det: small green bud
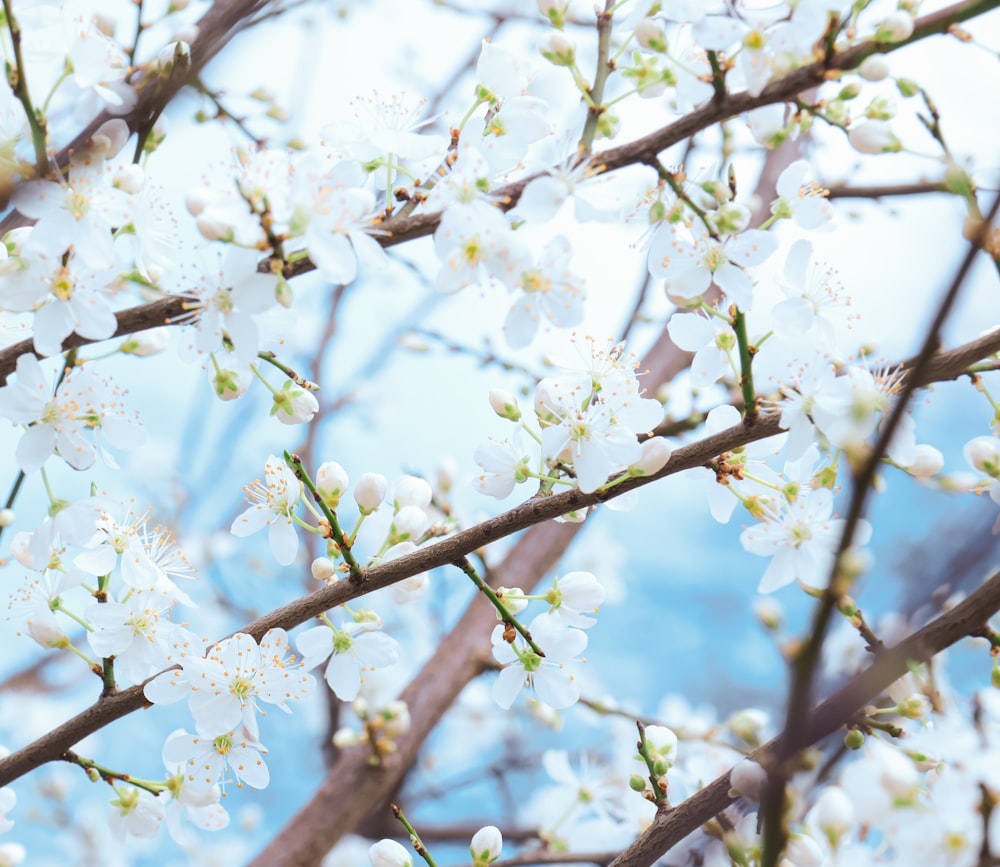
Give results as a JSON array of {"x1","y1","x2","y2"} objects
[
  {"x1": 275, "y1": 275, "x2": 293, "y2": 309},
  {"x1": 895, "y1": 77, "x2": 920, "y2": 97},
  {"x1": 844, "y1": 729, "x2": 865, "y2": 750},
  {"x1": 838, "y1": 82, "x2": 861, "y2": 100},
  {"x1": 629, "y1": 774, "x2": 647, "y2": 792}
]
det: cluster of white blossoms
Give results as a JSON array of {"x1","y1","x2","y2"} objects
[
  {"x1": 476, "y1": 337, "x2": 669, "y2": 499},
  {"x1": 0, "y1": 0, "x2": 998, "y2": 862}
]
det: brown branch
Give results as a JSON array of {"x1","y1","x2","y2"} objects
[
  {"x1": 610, "y1": 566, "x2": 1000, "y2": 867},
  {"x1": 826, "y1": 180, "x2": 950, "y2": 199}
]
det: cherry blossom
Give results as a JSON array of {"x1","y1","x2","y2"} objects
[
  {"x1": 499, "y1": 236, "x2": 586, "y2": 349},
  {"x1": 230, "y1": 454, "x2": 304, "y2": 566},
  {"x1": 647, "y1": 223, "x2": 778, "y2": 309},
  {"x1": 162, "y1": 726, "x2": 269, "y2": 791},
  {"x1": 0, "y1": 354, "x2": 143, "y2": 473},
  {"x1": 108, "y1": 788, "x2": 164, "y2": 841},
  {"x1": 85, "y1": 587, "x2": 186, "y2": 685},
  {"x1": 297, "y1": 615, "x2": 401, "y2": 701},
  {"x1": 491, "y1": 613, "x2": 588, "y2": 709},
  {"x1": 474, "y1": 434, "x2": 531, "y2": 499},
  {"x1": 740, "y1": 487, "x2": 872, "y2": 594},
  {"x1": 143, "y1": 629, "x2": 313, "y2": 738},
  {"x1": 544, "y1": 571, "x2": 606, "y2": 629}
]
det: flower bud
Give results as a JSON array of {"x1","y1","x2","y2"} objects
[
  {"x1": 0, "y1": 509, "x2": 14, "y2": 528},
  {"x1": 713, "y1": 203, "x2": 751, "y2": 234},
  {"x1": 196, "y1": 211, "x2": 235, "y2": 242},
  {"x1": 844, "y1": 729, "x2": 865, "y2": 750},
  {"x1": 596, "y1": 111, "x2": 621, "y2": 139},
  {"x1": 316, "y1": 461, "x2": 349, "y2": 509},
  {"x1": 489, "y1": 388, "x2": 521, "y2": 422},
  {"x1": 634, "y1": 18, "x2": 667, "y2": 53},
  {"x1": 271, "y1": 381, "x2": 320, "y2": 425},
  {"x1": 896, "y1": 693, "x2": 931, "y2": 718},
  {"x1": 157, "y1": 40, "x2": 192, "y2": 73},
  {"x1": 847, "y1": 120, "x2": 901, "y2": 154},
  {"x1": 838, "y1": 81, "x2": 861, "y2": 100},
  {"x1": 392, "y1": 571, "x2": 430, "y2": 604},
  {"x1": 389, "y1": 506, "x2": 429, "y2": 543},
  {"x1": 275, "y1": 275, "x2": 293, "y2": 309},
  {"x1": 354, "y1": 473, "x2": 388, "y2": 514},
  {"x1": 726, "y1": 709, "x2": 767, "y2": 746},
  {"x1": 906, "y1": 444, "x2": 943, "y2": 479},
  {"x1": 629, "y1": 773, "x2": 647, "y2": 792},
  {"x1": 212, "y1": 367, "x2": 250, "y2": 401},
  {"x1": 895, "y1": 76, "x2": 920, "y2": 97},
  {"x1": 26, "y1": 607, "x2": 66, "y2": 649},
  {"x1": 89, "y1": 119, "x2": 130, "y2": 158},
  {"x1": 470, "y1": 826, "x2": 503, "y2": 866},
  {"x1": 729, "y1": 759, "x2": 766, "y2": 801},
  {"x1": 965, "y1": 436, "x2": 1000, "y2": 475},
  {"x1": 537, "y1": 0, "x2": 568, "y2": 28},
  {"x1": 864, "y1": 96, "x2": 896, "y2": 120},
  {"x1": 875, "y1": 11, "x2": 914, "y2": 43},
  {"x1": 369, "y1": 839, "x2": 412, "y2": 867},
  {"x1": 394, "y1": 475, "x2": 432, "y2": 509},
  {"x1": 629, "y1": 438, "x2": 672, "y2": 477},
  {"x1": 643, "y1": 725, "x2": 678, "y2": 765},
  {"x1": 120, "y1": 327, "x2": 170, "y2": 356},
  {"x1": 436, "y1": 457, "x2": 457, "y2": 495},
  {"x1": 383, "y1": 700, "x2": 411, "y2": 739},
  {"x1": 753, "y1": 597, "x2": 782, "y2": 631},
  {"x1": 541, "y1": 32, "x2": 575, "y2": 66},
  {"x1": 311, "y1": 556, "x2": 337, "y2": 581},
  {"x1": 858, "y1": 53, "x2": 889, "y2": 81}
]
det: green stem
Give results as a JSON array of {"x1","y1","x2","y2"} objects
[
  {"x1": 453, "y1": 557, "x2": 546, "y2": 657},
  {"x1": 257, "y1": 351, "x2": 318, "y2": 390},
  {"x1": 61, "y1": 750, "x2": 164, "y2": 794},
  {"x1": 732, "y1": 309, "x2": 757, "y2": 419},
  {"x1": 706, "y1": 50, "x2": 726, "y2": 101},
  {"x1": 636, "y1": 721, "x2": 668, "y2": 807},
  {"x1": 391, "y1": 804, "x2": 439, "y2": 867},
  {"x1": 2, "y1": 0, "x2": 48, "y2": 175},
  {"x1": 283, "y1": 452, "x2": 363, "y2": 582}
]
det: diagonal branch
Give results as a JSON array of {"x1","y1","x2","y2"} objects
[{"x1": 610, "y1": 567, "x2": 1000, "y2": 867}]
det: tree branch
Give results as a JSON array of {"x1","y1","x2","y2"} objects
[{"x1": 610, "y1": 566, "x2": 1000, "y2": 867}]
